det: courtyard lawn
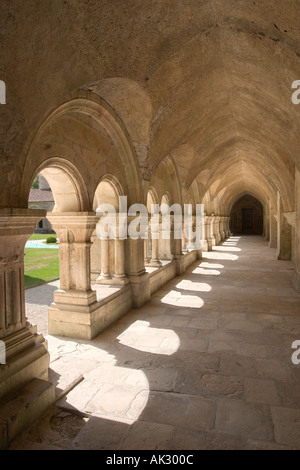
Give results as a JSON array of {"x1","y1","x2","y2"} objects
[
  {"x1": 29, "y1": 234, "x2": 57, "y2": 241},
  {"x1": 24, "y1": 247, "x2": 59, "y2": 288}
]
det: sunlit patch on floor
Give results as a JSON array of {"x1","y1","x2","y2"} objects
[
  {"x1": 193, "y1": 267, "x2": 221, "y2": 275},
  {"x1": 204, "y1": 252, "x2": 239, "y2": 261},
  {"x1": 160, "y1": 290, "x2": 204, "y2": 308},
  {"x1": 176, "y1": 279, "x2": 212, "y2": 292},
  {"x1": 117, "y1": 320, "x2": 180, "y2": 355}
]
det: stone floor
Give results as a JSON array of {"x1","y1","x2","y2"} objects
[{"x1": 9, "y1": 236, "x2": 300, "y2": 450}]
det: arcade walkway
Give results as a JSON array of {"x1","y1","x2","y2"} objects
[{"x1": 10, "y1": 236, "x2": 300, "y2": 450}]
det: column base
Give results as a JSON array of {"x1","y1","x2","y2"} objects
[
  {"x1": 96, "y1": 275, "x2": 129, "y2": 286},
  {"x1": 276, "y1": 249, "x2": 291, "y2": 261},
  {"x1": 91, "y1": 271, "x2": 101, "y2": 281},
  {"x1": 111, "y1": 276, "x2": 130, "y2": 286},
  {"x1": 48, "y1": 284, "x2": 133, "y2": 339},
  {"x1": 159, "y1": 254, "x2": 174, "y2": 261},
  {"x1": 96, "y1": 276, "x2": 112, "y2": 284},
  {"x1": 0, "y1": 378, "x2": 55, "y2": 450},
  {"x1": 207, "y1": 238, "x2": 215, "y2": 251},
  {"x1": 0, "y1": 330, "x2": 54, "y2": 449},
  {"x1": 145, "y1": 260, "x2": 162, "y2": 267},
  {"x1": 53, "y1": 288, "x2": 97, "y2": 306},
  {"x1": 0, "y1": 328, "x2": 50, "y2": 401}
]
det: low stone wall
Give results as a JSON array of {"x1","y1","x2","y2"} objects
[
  {"x1": 48, "y1": 285, "x2": 133, "y2": 340},
  {"x1": 183, "y1": 250, "x2": 197, "y2": 270},
  {"x1": 149, "y1": 261, "x2": 177, "y2": 296}
]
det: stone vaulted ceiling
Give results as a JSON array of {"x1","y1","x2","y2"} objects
[{"x1": 0, "y1": 0, "x2": 299, "y2": 210}]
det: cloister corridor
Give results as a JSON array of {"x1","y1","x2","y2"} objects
[{"x1": 9, "y1": 235, "x2": 300, "y2": 450}]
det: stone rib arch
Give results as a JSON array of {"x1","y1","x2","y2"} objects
[
  {"x1": 93, "y1": 174, "x2": 125, "y2": 212},
  {"x1": 147, "y1": 186, "x2": 159, "y2": 211},
  {"x1": 20, "y1": 97, "x2": 143, "y2": 210},
  {"x1": 149, "y1": 154, "x2": 183, "y2": 209},
  {"x1": 28, "y1": 157, "x2": 89, "y2": 213},
  {"x1": 77, "y1": 78, "x2": 153, "y2": 181}
]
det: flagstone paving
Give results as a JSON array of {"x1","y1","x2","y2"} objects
[{"x1": 10, "y1": 236, "x2": 300, "y2": 450}]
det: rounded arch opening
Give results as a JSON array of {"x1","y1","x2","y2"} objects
[
  {"x1": 230, "y1": 194, "x2": 264, "y2": 235},
  {"x1": 27, "y1": 158, "x2": 89, "y2": 213},
  {"x1": 93, "y1": 176, "x2": 123, "y2": 213}
]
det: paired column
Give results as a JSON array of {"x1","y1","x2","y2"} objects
[
  {"x1": 90, "y1": 214, "x2": 129, "y2": 285},
  {"x1": 276, "y1": 192, "x2": 292, "y2": 260},
  {"x1": 293, "y1": 167, "x2": 300, "y2": 291},
  {"x1": 214, "y1": 216, "x2": 221, "y2": 245},
  {"x1": 146, "y1": 214, "x2": 161, "y2": 267},
  {"x1": 90, "y1": 230, "x2": 101, "y2": 281},
  {"x1": 47, "y1": 212, "x2": 100, "y2": 337},
  {"x1": 159, "y1": 215, "x2": 174, "y2": 260},
  {"x1": 112, "y1": 227, "x2": 128, "y2": 284},
  {"x1": 269, "y1": 203, "x2": 277, "y2": 248},
  {"x1": 226, "y1": 217, "x2": 232, "y2": 237},
  {"x1": 202, "y1": 215, "x2": 209, "y2": 251},
  {"x1": 126, "y1": 215, "x2": 151, "y2": 307},
  {"x1": 144, "y1": 223, "x2": 150, "y2": 264},
  {"x1": 99, "y1": 237, "x2": 110, "y2": 280},
  {"x1": 207, "y1": 215, "x2": 216, "y2": 250},
  {"x1": 182, "y1": 224, "x2": 188, "y2": 253},
  {"x1": 47, "y1": 212, "x2": 99, "y2": 301},
  {"x1": 220, "y1": 217, "x2": 226, "y2": 240}
]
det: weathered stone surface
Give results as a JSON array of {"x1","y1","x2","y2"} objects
[
  {"x1": 10, "y1": 237, "x2": 300, "y2": 449},
  {"x1": 244, "y1": 378, "x2": 280, "y2": 405},
  {"x1": 174, "y1": 370, "x2": 244, "y2": 399},
  {"x1": 215, "y1": 398, "x2": 274, "y2": 441},
  {"x1": 140, "y1": 391, "x2": 215, "y2": 431},
  {"x1": 272, "y1": 407, "x2": 300, "y2": 447},
  {"x1": 219, "y1": 352, "x2": 258, "y2": 378}
]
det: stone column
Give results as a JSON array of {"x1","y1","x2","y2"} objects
[
  {"x1": 90, "y1": 229, "x2": 101, "y2": 281},
  {"x1": 263, "y1": 206, "x2": 270, "y2": 241},
  {"x1": 126, "y1": 215, "x2": 151, "y2": 307},
  {"x1": 222, "y1": 217, "x2": 227, "y2": 239},
  {"x1": 224, "y1": 217, "x2": 230, "y2": 238},
  {"x1": 293, "y1": 167, "x2": 300, "y2": 291},
  {"x1": 98, "y1": 238, "x2": 111, "y2": 281},
  {"x1": 219, "y1": 217, "x2": 224, "y2": 240},
  {"x1": 214, "y1": 216, "x2": 221, "y2": 244},
  {"x1": 186, "y1": 215, "x2": 196, "y2": 251},
  {"x1": 209, "y1": 215, "x2": 216, "y2": 248},
  {"x1": 276, "y1": 192, "x2": 292, "y2": 260},
  {"x1": 47, "y1": 212, "x2": 100, "y2": 337},
  {"x1": 144, "y1": 223, "x2": 150, "y2": 265},
  {"x1": 182, "y1": 224, "x2": 188, "y2": 253},
  {"x1": 111, "y1": 225, "x2": 129, "y2": 285},
  {"x1": 0, "y1": 209, "x2": 54, "y2": 440},
  {"x1": 224, "y1": 217, "x2": 229, "y2": 238},
  {"x1": 147, "y1": 214, "x2": 162, "y2": 267},
  {"x1": 159, "y1": 214, "x2": 174, "y2": 260},
  {"x1": 206, "y1": 216, "x2": 213, "y2": 251},
  {"x1": 173, "y1": 217, "x2": 185, "y2": 275},
  {"x1": 269, "y1": 203, "x2": 277, "y2": 248},
  {"x1": 194, "y1": 213, "x2": 204, "y2": 259},
  {"x1": 202, "y1": 215, "x2": 208, "y2": 251}
]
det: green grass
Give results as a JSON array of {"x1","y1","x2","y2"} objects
[
  {"x1": 29, "y1": 234, "x2": 56, "y2": 240},
  {"x1": 24, "y1": 248, "x2": 59, "y2": 288}
]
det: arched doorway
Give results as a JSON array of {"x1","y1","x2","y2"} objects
[{"x1": 230, "y1": 194, "x2": 263, "y2": 235}]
